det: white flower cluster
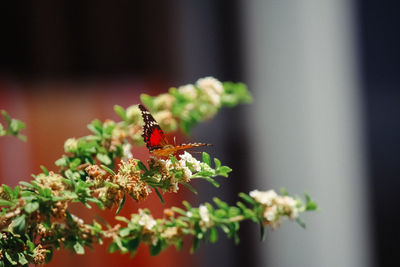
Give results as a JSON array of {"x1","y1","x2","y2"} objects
[
  {"x1": 196, "y1": 77, "x2": 224, "y2": 107},
  {"x1": 178, "y1": 76, "x2": 224, "y2": 108},
  {"x1": 249, "y1": 190, "x2": 300, "y2": 229},
  {"x1": 154, "y1": 152, "x2": 202, "y2": 193},
  {"x1": 198, "y1": 204, "x2": 213, "y2": 231},
  {"x1": 138, "y1": 209, "x2": 157, "y2": 230}
]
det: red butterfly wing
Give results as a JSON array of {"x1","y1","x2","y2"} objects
[{"x1": 139, "y1": 104, "x2": 169, "y2": 151}]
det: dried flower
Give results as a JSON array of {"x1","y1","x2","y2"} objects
[
  {"x1": 33, "y1": 244, "x2": 47, "y2": 265},
  {"x1": 36, "y1": 172, "x2": 66, "y2": 195}
]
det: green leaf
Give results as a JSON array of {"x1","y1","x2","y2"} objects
[
  {"x1": 140, "y1": 94, "x2": 153, "y2": 110},
  {"x1": 19, "y1": 181, "x2": 34, "y2": 189},
  {"x1": 137, "y1": 161, "x2": 148, "y2": 172},
  {"x1": 153, "y1": 187, "x2": 165, "y2": 204},
  {"x1": 27, "y1": 240, "x2": 35, "y2": 252},
  {"x1": 213, "y1": 197, "x2": 229, "y2": 210},
  {"x1": 12, "y1": 214, "x2": 26, "y2": 234},
  {"x1": 17, "y1": 134, "x2": 27, "y2": 142},
  {"x1": 149, "y1": 240, "x2": 162, "y2": 256},
  {"x1": 55, "y1": 157, "x2": 68, "y2": 167},
  {"x1": 4, "y1": 251, "x2": 17, "y2": 265},
  {"x1": 17, "y1": 253, "x2": 28, "y2": 265},
  {"x1": 87, "y1": 197, "x2": 105, "y2": 210},
  {"x1": 126, "y1": 238, "x2": 140, "y2": 257},
  {"x1": 296, "y1": 218, "x2": 306, "y2": 228},
  {"x1": 119, "y1": 227, "x2": 131, "y2": 237},
  {"x1": 13, "y1": 186, "x2": 20, "y2": 198},
  {"x1": 1, "y1": 110, "x2": 11, "y2": 125},
  {"x1": 73, "y1": 242, "x2": 85, "y2": 255},
  {"x1": 87, "y1": 120, "x2": 103, "y2": 136},
  {"x1": 238, "y1": 192, "x2": 255, "y2": 204},
  {"x1": 40, "y1": 165, "x2": 49, "y2": 176},
  {"x1": 181, "y1": 182, "x2": 198, "y2": 195},
  {"x1": 214, "y1": 158, "x2": 221, "y2": 169},
  {"x1": 97, "y1": 153, "x2": 112, "y2": 165},
  {"x1": 216, "y1": 166, "x2": 232, "y2": 177},
  {"x1": 198, "y1": 177, "x2": 220, "y2": 187},
  {"x1": 10, "y1": 119, "x2": 25, "y2": 133},
  {"x1": 0, "y1": 199, "x2": 14, "y2": 206},
  {"x1": 202, "y1": 152, "x2": 211, "y2": 166},
  {"x1": 209, "y1": 227, "x2": 218, "y2": 243},
  {"x1": 280, "y1": 187, "x2": 288, "y2": 196},
  {"x1": 101, "y1": 164, "x2": 116, "y2": 176},
  {"x1": 306, "y1": 201, "x2": 318, "y2": 211},
  {"x1": 0, "y1": 123, "x2": 4, "y2": 135},
  {"x1": 2, "y1": 184, "x2": 14, "y2": 198},
  {"x1": 116, "y1": 194, "x2": 126, "y2": 214},
  {"x1": 24, "y1": 202, "x2": 39, "y2": 213},
  {"x1": 42, "y1": 187, "x2": 52, "y2": 198},
  {"x1": 114, "y1": 105, "x2": 127, "y2": 121}
]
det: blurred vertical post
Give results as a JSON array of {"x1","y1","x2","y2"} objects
[{"x1": 243, "y1": 1, "x2": 373, "y2": 267}]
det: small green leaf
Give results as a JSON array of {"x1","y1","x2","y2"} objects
[
  {"x1": 55, "y1": 157, "x2": 68, "y2": 167},
  {"x1": 42, "y1": 187, "x2": 52, "y2": 198},
  {"x1": 0, "y1": 199, "x2": 13, "y2": 206},
  {"x1": 17, "y1": 253, "x2": 28, "y2": 265},
  {"x1": 116, "y1": 194, "x2": 126, "y2": 214},
  {"x1": 40, "y1": 165, "x2": 49, "y2": 176},
  {"x1": 114, "y1": 105, "x2": 127, "y2": 121},
  {"x1": 198, "y1": 177, "x2": 220, "y2": 187},
  {"x1": 126, "y1": 238, "x2": 140, "y2": 257},
  {"x1": 101, "y1": 164, "x2": 116, "y2": 176},
  {"x1": 87, "y1": 197, "x2": 105, "y2": 210},
  {"x1": 209, "y1": 227, "x2": 218, "y2": 243},
  {"x1": 149, "y1": 240, "x2": 162, "y2": 256},
  {"x1": 73, "y1": 242, "x2": 85, "y2": 255},
  {"x1": 238, "y1": 193, "x2": 255, "y2": 204},
  {"x1": 17, "y1": 134, "x2": 27, "y2": 142},
  {"x1": 202, "y1": 152, "x2": 211, "y2": 166},
  {"x1": 306, "y1": 201, "x2": 318, "y2": 211},
  {"x1": 97, "y1": 153, "x2": 112, "y2": 165},
  {"x1": 24, "y1": 202, "x2": 39, "y2": 213},
  {"x1": 153, "y1": 187, "x2": 165, "y2": 204},
  {"x1": 4, "y1": 251, "x2": 17, "y2": 265},
  {"x1": 137, "y1": 161, "x2": 148, "y2": 172},
  {"x1": 296, "y1": 218, "x2": 306, "y2": 228},
  {"x1": 216, "y1": 166, "x2": 232, "y2": 177},
  {"x1": 27, "y1": 240, "x2": 35, "y2": 252},
  {"x1": 1, "y1": 110, "x2": 11, "y2": 125},
  {"x1": 12, "y1": 214, "x2": 26, "y2": 234},
  {"x1": 181, "y1": 182, "x2": 198, "y2": 195},
  {"x1": 119, "y1": 227, "x2": 131, "y2": 237},
  {"x1": 214, "y1": 158, "x2": 221, "y2": 169},
  {"x1": 280, "y1": 187, "x2": 288, "y2": 196}
]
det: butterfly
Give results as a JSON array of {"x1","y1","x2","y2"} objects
[{"x1": 139, "y1": 104, "x2": 211, "y2": 157}]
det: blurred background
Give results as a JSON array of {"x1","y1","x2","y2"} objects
[{"x1": 0, "y1": 1, "x2": 398, "y2": 266}]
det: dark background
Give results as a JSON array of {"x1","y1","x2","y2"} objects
[{"x1": 0, "y1": 1, "x2": 399, "y2": 266}]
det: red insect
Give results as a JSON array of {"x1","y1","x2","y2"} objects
[{"x1": 139, "y1": 104, "x2": 211, "y2": 157}]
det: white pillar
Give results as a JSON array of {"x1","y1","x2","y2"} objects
[{"x1": 243, "y1": 1, "x2": 372, "y2": 266}]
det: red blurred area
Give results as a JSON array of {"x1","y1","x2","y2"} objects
[{"x1": 0, "y1": 79, "x2": 196, "y2": 267}]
